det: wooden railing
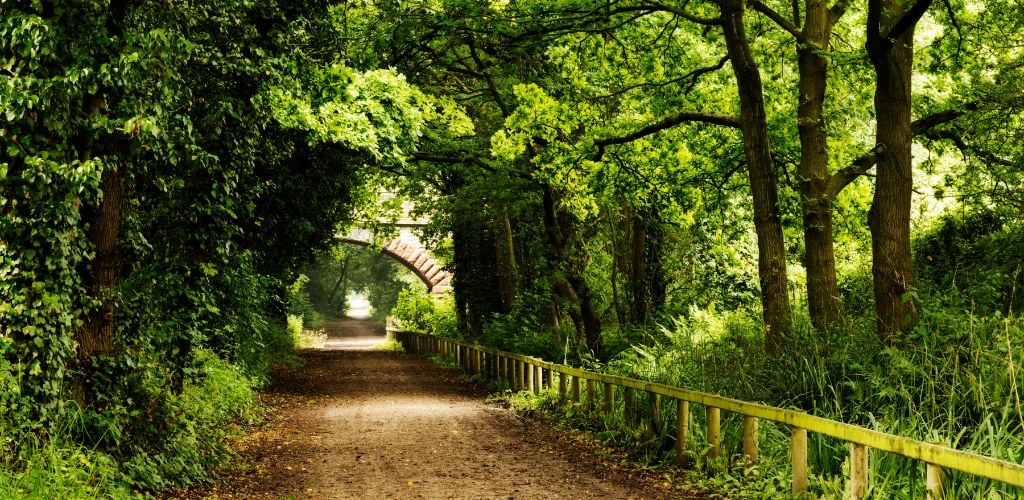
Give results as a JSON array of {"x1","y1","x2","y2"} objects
[{"x1": 390, "y1": 328, "x2": 1024, "y2": 498}]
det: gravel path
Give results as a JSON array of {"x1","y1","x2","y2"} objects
[{"x1": 174, "y1": 318, "x2": 699, "y2": 499}]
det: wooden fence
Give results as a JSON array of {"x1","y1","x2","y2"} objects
[{"x1": 391, "y1": 328, "x2": 1024, "y2": 499}]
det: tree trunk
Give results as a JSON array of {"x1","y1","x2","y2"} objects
[
  {"x1": 866, "y1": 0, "x2": 927, "y2": 338},
  {"x1": 628, "y1": 212, "x2": 666, "y2": 325},
  {"x1": 326, "y1": 255, "x2": 351, "y2": 314},
  {"x1": 720, "y1": 0, "x2": 793, "y2": 349},
  {"x1": 495, "y1": 205, "x2": 518, "y2": 313},
  {"x1": 75, "y1": 165, "x2": 125, "y2": 405},
  {"x1": 797, "y1": 0, "x2": 844, "y2": 332},
  {"x1": 542, "y1": 185, "x2": 603, "y2": 359}
]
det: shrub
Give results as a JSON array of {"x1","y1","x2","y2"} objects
[{"x1": 392, "y1": 288, "x2": 456, "y2": 335}]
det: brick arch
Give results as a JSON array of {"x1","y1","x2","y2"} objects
[{"x1": 338, "y1": 231, "x2": 452, "y2": 294}]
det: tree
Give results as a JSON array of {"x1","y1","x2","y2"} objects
[{"x1": 865, "y1": 0, "x2": 933, "y2": 337}]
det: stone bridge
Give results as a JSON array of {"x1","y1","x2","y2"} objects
[{"x1": 338, "y1": 225, "x2": 452, "y2": 294}]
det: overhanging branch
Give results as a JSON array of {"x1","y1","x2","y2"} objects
[{"x1": 593, "y1": 112, "x2": 741, "y2": 160}]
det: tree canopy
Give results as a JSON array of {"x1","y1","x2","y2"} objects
[{"x1": 2, "y1": 0, "x2": 1023, "y2": 496}]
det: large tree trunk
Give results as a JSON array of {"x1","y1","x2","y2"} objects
[
  {"x1": 628, "y1": 213, "x2": 666, "y2": 325},
  {"x1": 542, "y1": 185, "x2": 603, "y2": 359},
  {"x1": 495, "y1": 205, "x2": 518, "y2": 313},
  {"x1": 720, "y1": 0, "x2": 793, "y2": 349},
  {"x1": 866, "y1": 0, "x2": 928, "y2": 338},
  {"x1": 798, "y1": 0, "x2": 844, "y2": 332},
  {"x1": 75, "y1": 165, "x2": 125, "y2": 405}
]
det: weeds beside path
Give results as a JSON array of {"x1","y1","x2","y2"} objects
[{"x1": 170, "y1": 318, "x2": 695, "y2": 499}]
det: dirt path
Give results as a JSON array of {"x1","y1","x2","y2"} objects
[{"x1": 181, "y1": 318, "x2": 696, "y2": 499}]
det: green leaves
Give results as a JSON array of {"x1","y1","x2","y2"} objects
[{"x1": 264, "y1": 65, "x2": 470, "y2": 164}]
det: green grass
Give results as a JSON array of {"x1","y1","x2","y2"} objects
[{"x1": 375, "y1": 339, "x2": 405, "y2": 352}]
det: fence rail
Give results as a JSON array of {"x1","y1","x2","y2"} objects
[{"x1": 390, "y1": 328, "x2": 1024, "y2": 498}]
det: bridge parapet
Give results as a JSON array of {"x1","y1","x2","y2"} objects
[{"x1": 338, "y1": 226, "x2": 452, "y2": 293}]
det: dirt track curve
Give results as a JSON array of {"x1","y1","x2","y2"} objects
[{"x1": 176, "y1": 318, "x2": 699, "y2": 499}]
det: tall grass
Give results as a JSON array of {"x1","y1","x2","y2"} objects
[{"x1": 606, "y1": 302, "x2": 1024, "y2": 498}]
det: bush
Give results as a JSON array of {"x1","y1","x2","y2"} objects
[{"x1": 391, "y1": 288, "x2": 456, "y2": 335}]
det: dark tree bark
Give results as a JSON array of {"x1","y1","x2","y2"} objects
[
  {"x1": 719, "y1": 0, "x2": 793, "y2": 349},
  {"x1": 452, "y1": 220, "x2": 503, "y2": 339},
  {"x1": 75, "y1": 165, "x2": 125, "y2": 405},
  {"x1": 866, "y1": 0, "x2": 932, "y2": 338},
  {"x1": 796, "y1": 0, "x2": 845, "y2": 332},
  {"x1": 542, "y1": 185, "x2": 603, "y2": 359},
  {"x1": 628, "y1": 212, "x2": 666, "y2": 325},
  {"x1": 495, "y1": 205, "x2": 518, "y2": 314}
]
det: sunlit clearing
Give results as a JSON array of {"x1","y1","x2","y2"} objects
[{"x1": 346, "y1": 291, "x2": 372, "y2": 319}]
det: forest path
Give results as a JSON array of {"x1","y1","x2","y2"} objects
[{"x1": 176, "y1": 318, "x2": 696, "y2": 499}]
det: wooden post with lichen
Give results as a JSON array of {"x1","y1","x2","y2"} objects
[
  {"x1": 926, "y1": 463, "x2": 945, "y2": 499},
  {"x1": 526, "y1": 361, "x2": 535, "y2": 392},
  {"x1": 743, "y1": 416, "x2": 759, "y2": 465},
  {"x1": 792, "y1": 427, "x2": 808, "y2": 495},
  {"x1": 624, "y1": 387, "x2": 636, "y2": 424},
  {"x1": 850, "y1": 443, "x2": 868, "y2": 499},
  {"x1": 516, "y1": 360, "x2": 524, "y2": 391},
  {"x1": 603, "y1": 382, "x2": 614, "y2": 414},
  {"x1": 706, "y1": 406, "x2": 721, "y2": 461},
  {"x1": 585, "y1": 379, "x2": 595, "y2": 413},
  {"x1": 649, "y1": 393, "x2": 661, "y2": 429},
  {"x1": 676, "y1": 400, "x2": 689, "y2": 464}
]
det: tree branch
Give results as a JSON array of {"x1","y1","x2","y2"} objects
[
  {"x1": 911, "y1": 102, "x2": 978, "y2": 135},
  {"x1": 826, "y1": 144, "x2": 883, "y2": 198},
  {"x1": 828, "y1": 0, "x2": 852, "y2": 25},
  {"x1": 749, "y1": 0, "x2": 805, "y2": 42},
  {"x1": 591, "y1": 55, "x2": 729, "y2": 100},
  {"x1": 865, "y1": 0, "x2": 885, "y2": 55},
  {"x1": 884, "y1": 0, "x2": 934, "y2": 42},
  {"x1": 826, "y1": 102, "x2": 980, "y2": 198},
  {"x1": 593, "y1": 112, "x2": 741, "y2": 160},
  {"x1": 612, "y1": 2, "x2": 721, "y2": 26},
  {"x1": 921, "y1": 129, "x2": 1014, "y2": 167}
]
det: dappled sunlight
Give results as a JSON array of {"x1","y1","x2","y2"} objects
[
  {"x1": 322, "y1": 337, "x2": 383, "y2": 350},
  {"x1": 324, "y1": 396, "x2": 480, "y2": 419}
]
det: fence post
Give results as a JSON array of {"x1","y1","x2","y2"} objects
[
  {"x1": 526, "y1": 361, "x2": 535, "y2": 392},
  {"x1": 649, "y1": 393, "x2": 661, "y2": 429},
  {"x1": 676, "y1": 400, "x2": 689, "y2": 464},
  {"x1": 585, "y1": 379, "x2": 596, "y2": 413},
  {"x1": 624, "y1": 387, "x2": 636, "y2": 424},
  {"x1": 535, "y1": 365, "x2": 544, "y2": 394},
  {"x1": 850, "y1": 443, "x2": 868, "y2": 500},
  {"x1": 706, "y1": 406, "x2": 720, "y2": 461},
  {"x1": 743, "y1": 416, "x2": 759, "y2": 466},
  {"x1": 571, "y1": 375, "x2": 581, "y2": 404},
  {"x1": 603, "y1": 382, "x2": 614, "y2": 414},
  {"x1": 926, "y1": 463, "x2": 946, "y2": 500},
  {"x1": 516, "y1": 358, "x2": 524, "y2": 391},
  {"x1": 792, "y1": 427, "x2": 808, "y2": 495},
  {"x1": 558, "y1": 371, "x2": 567, "y2": 402}
]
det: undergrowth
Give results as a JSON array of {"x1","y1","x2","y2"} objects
[
  {"x1": 375, "y1": 339, "x2": 405, "y2": 352},
  {"x1": 603, "y1": 302, "x2": 1024, "y2": 498},
  {"x1": 0, "y1": 319, "x2": 301, "y2": 498},
  {"x1": 462, "y1": 300, "x2": 1024, "y2": 498}
]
